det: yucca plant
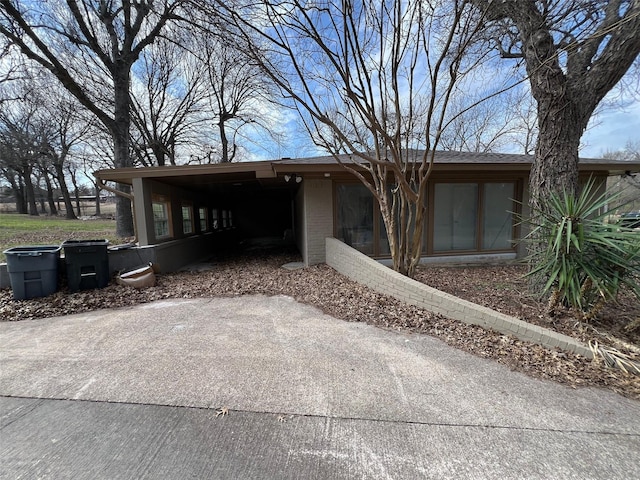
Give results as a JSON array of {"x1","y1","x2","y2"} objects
[{"x1": 523, "y1": 178, "x2": 640, "y2": 319}]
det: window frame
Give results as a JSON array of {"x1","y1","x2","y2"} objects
[
  {"x1": 198, "y1": 206, "x2": 209, "y2": 233},
  {"x1": 181, "y1": 202, "x2": 194, "y2": 235},
  {"x1": 334, "y1": 181, "x2": 429, "y2": 258},
  {"x1": 428, "y1": 179, "x2": 519, "y2": 255},
  {"x1": 152, "y1": 194, "x2": 172, "y2": 240},
  {"x1": 334, "y1": 176, "x2": 521, "y2": 258}
]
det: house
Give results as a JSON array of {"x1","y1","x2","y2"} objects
[{"x1": 94, "y1": 151, "x2": 639, "y2": 272}]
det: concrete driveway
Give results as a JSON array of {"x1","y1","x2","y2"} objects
[{"x1": 1, "y1": 295, "x2": 639, "y2": 479}]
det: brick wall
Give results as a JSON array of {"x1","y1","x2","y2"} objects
[
  {"x1": 302, "y1": 179, "x2": 333, "y2": 265},
  {"x1": 325, "y1": 237, "x2": 593, "y2": 358}
]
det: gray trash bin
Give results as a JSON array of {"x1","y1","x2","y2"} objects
[{"x1": 3, "y1": 246, "x2": 61, "y2": 300}]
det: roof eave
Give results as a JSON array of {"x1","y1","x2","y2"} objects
[{"x1": 94, "y1": 161, "x2": 276, "y2": 185}]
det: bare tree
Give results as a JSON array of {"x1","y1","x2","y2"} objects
[
  {"x1": 470, "y1": 0, "x2": 640, "y2": 212},
  {"x1": 197, "y1": 33, "x2": 278, "y2": 163},
  {"x1": 212, "y1": 0, "x2": 487, "y2": 277},
  {"x1": 0, "y1": 105, "x2": 41, "y2": 215},
  {"x1": 0, "y1": 35, "x2": 22, "y2": 92},
  {"x1": 74, "y1": 123, "x2": 119, "y2": 214},
  {"x1": 439, "y1": 88, "x2": 531, "y2": 153},
  {"x1": 130, "y1": 35, "x2": 209, "y2": 166},
  {"x1": 1, "y1": 69, "x2": 97, "y2": 218},
  {"x1": 510, "y1": 93, "x2": 538, "y2": 156},
  {"x1": 41, "y1": 96, "x2": 95, "y2": 219},
  {"x1": 0, "y1": 0, "x2": 187, "y2": 235}
]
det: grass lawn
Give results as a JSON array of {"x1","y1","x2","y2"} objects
[{"x1": 0, "y1": 213, "x2": 124, "y2": 262}]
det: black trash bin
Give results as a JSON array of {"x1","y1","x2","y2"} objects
[
  {"x1": 62, "y1": 240, "x2": 110, "y2": 292},
  {"x1": 3, "y1": 246, "x2": 61, "y2": 300}
]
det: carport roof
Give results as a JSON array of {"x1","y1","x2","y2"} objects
[{"x1": 94, "y1": 151, "x2": 639, "y2": 185}]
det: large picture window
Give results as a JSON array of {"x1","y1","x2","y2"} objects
[
  {"x1": 433, "y1": 181, "x2": 515, "y2": 253},
  {"x1": 336, "y1": 179, "x2": 516, "y2": 258},
  {"x1": 433, "y1": 183, "x2": 478, "y2": 251}
]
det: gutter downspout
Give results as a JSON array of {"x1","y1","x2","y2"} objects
[{"x1": 96, "y1": 177, "x2": 138, "y2": 243}]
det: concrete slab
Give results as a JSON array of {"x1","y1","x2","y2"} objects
[
  {"x1": 1, "y1": 296, "x2": 639, "y2": 479},
  {"x1": 1, "y1": 396, "x2": 638, "y2": 480}
]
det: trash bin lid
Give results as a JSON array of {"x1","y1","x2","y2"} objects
[
  {"x1": 62, "y1": 239, "x2": 109, "y2": 247},
  {"x1": 3, "y1": 245, "x2": 61, "y2": 256}
]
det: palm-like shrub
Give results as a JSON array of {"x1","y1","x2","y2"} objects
[{"x1": 524, "y1": 179, "x2": 640, "y2": 320}]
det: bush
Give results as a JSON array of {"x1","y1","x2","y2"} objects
[{"x1": 524, "y1": 179, "x2": 640, "y2": 319}]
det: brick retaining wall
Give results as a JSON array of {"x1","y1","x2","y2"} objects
[{"x1": 325, "y1": 237, "x2": 593, "y2": 358}]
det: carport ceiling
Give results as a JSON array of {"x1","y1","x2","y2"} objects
[{"x1": 152, "y1": 171, "x2": 290, "y2": 194}]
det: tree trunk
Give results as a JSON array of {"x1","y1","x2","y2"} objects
[
  {"x1": 94, "y1": 186, "x2": 101, "y2": 216},
  {"x1": 380, "y1": 179, "x2": 428, "y2": 279},
  {"x1": 529, "y1": 100, "x2": 584, "y2": 214},
  {"x1": 7, "y1": 176, "x2": 27, "y2": 214},
  {"x1": 113, "y1": 71, "x2": 134, "y2": 237},
  {"x1": 39, "y1": 198, "x2": 47, "y2": 215},
  {"x1": 43, "y1": 172, "x2": 58, "y2": 215},
  {"x1": 54, "y1": 163, "x2": 77, "y2": 219},
  {"x1": 152, "y1": 141, "x2": 166, "y2": 166},
  {"x1": 527, "y1": 92, "x2": 591, "y2": 292},
  {"x1": 219, "y1": 120, "x2": 230, "y2": 163},
  {"x1": 23, "y1": 166, "x2": 38, "y2": 216},
  {"x1": 74, "y1": 187, "x2": 81, "y2": 217},
  {"x1": 16, "y1": 187, "x2": 26, "y2": 214}
]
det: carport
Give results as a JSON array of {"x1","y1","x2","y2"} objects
[{"x1": 94, "y1": 161, "x2": 316, "y2": 272}]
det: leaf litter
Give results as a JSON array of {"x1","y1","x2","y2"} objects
[{"x1": 1, "y1": 250, "x2": 638, "y2": 399}]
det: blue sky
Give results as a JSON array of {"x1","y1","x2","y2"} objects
[
  {"x1": 581, "y1": 100, "x2": 640, "y2": 158},
  {"x1": 248, "y1": 98, "x2": 640, "y2": 162}
]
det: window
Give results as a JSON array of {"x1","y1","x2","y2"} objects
[
  {"x1": 222, "y1": 210, "x2": 228, "y2": 228},
  {"x1": 182, "y1": 204, "x2": 193, "y2": 234},
  {"x1": 433, "y1": 183, "x2": 478, "y2": 251},
  {"x1": 212, "y1": 209, "x2": 219, "y2": 229},
  {"x1": 152, "y1": 195, "x2": 171, "y2": 239},
  {"x1": 433, "y1": 182, "x2": 515, "y2": 252},
  {"x1": 336, "y1": 183, "x2": 374, "y2": 254},
  {"x1": 198, "y1": 207, "x2": 208, "y2": 232},
  {"x1": 482, "y1": 183, "x2": 514, "y2": 250},
  {"x1": 336, "y1": 180, "x2": 516, "y2": 258},
  {"x1": 336, "y1": 183, "x2": 427, "y2": 257}
]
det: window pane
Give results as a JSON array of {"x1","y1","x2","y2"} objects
[
  {"x1": 199, "y1": 207, "x2": 207, "y2": 231},
  {"x1": 153, "y1": 202, "x2": 169, "y2": 237},
  {"x1": 433, "y1": 183, "x2": 478, "y2": 251},
  {"x1": 483, "y1": 183, "x2": 514, "y2": 250},
  {"x1": 212, "y1": 209, "x2": 219, "y2": 229},
  {"x1": 182, "y1": 205, "x2": 193, "y2": 234},
  {"x1": 336, "y1": 184, "x2": 373, "y2": 254}
]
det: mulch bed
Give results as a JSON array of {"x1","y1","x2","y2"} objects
[{"x1": 414, "y1": 264, "x2": 640, "y2": 349}]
